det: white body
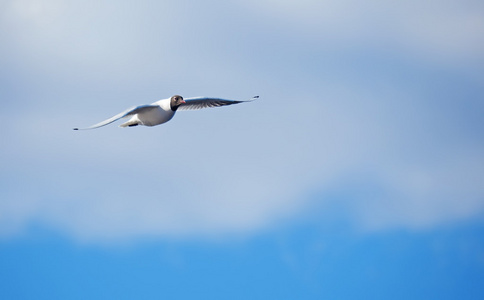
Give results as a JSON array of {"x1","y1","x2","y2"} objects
[{"x1": 122, "y1": 98, "x2": 175, "y2": 127}]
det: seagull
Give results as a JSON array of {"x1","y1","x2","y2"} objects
[{"x1": 73, "y1": 95, "x2": 258, "y2": 130}]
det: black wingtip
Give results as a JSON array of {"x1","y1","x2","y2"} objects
[{"x1": 73, "y1": 128, "x2": 79, "y2": 130}]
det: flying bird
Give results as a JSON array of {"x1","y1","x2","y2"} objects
[{"x1": 73, "y1": 95, "x2": 258, "y2": 130}]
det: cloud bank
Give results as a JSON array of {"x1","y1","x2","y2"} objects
[{"x1": 1, "y1": 0, "x2": 483, "y2": 242}]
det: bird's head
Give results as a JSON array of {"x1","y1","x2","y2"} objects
[{"x1": 170, "y1": 95, "x2": 185, "y2": 111}]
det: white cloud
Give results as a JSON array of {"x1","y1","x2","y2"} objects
[{"x1": 0, "y1": 0, "x2": 483, "y2": 243}]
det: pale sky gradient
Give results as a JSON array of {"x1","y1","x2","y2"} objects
[{"x1": 2, "y1": 0, "x2": 483, "y2": 242}]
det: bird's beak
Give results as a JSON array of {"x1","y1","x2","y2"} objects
[{"x1": 181, "y1": 99, "x2": 186, "y2": 104}]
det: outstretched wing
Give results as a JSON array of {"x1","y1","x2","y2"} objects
[
  {"x1": 73, "y1": 105, "x2": 158, "y2": 130},
  {"x1": 177, "y1": 95, "x2": 259, "y2": 111}
]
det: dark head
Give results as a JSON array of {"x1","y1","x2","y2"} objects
[{"x1": 170, "y1": 95, "x2": 185, "y2": 111}]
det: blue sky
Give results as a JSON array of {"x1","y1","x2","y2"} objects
[{"x1": 1, "y1": 0, "x2": 484, "y2": 299}]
